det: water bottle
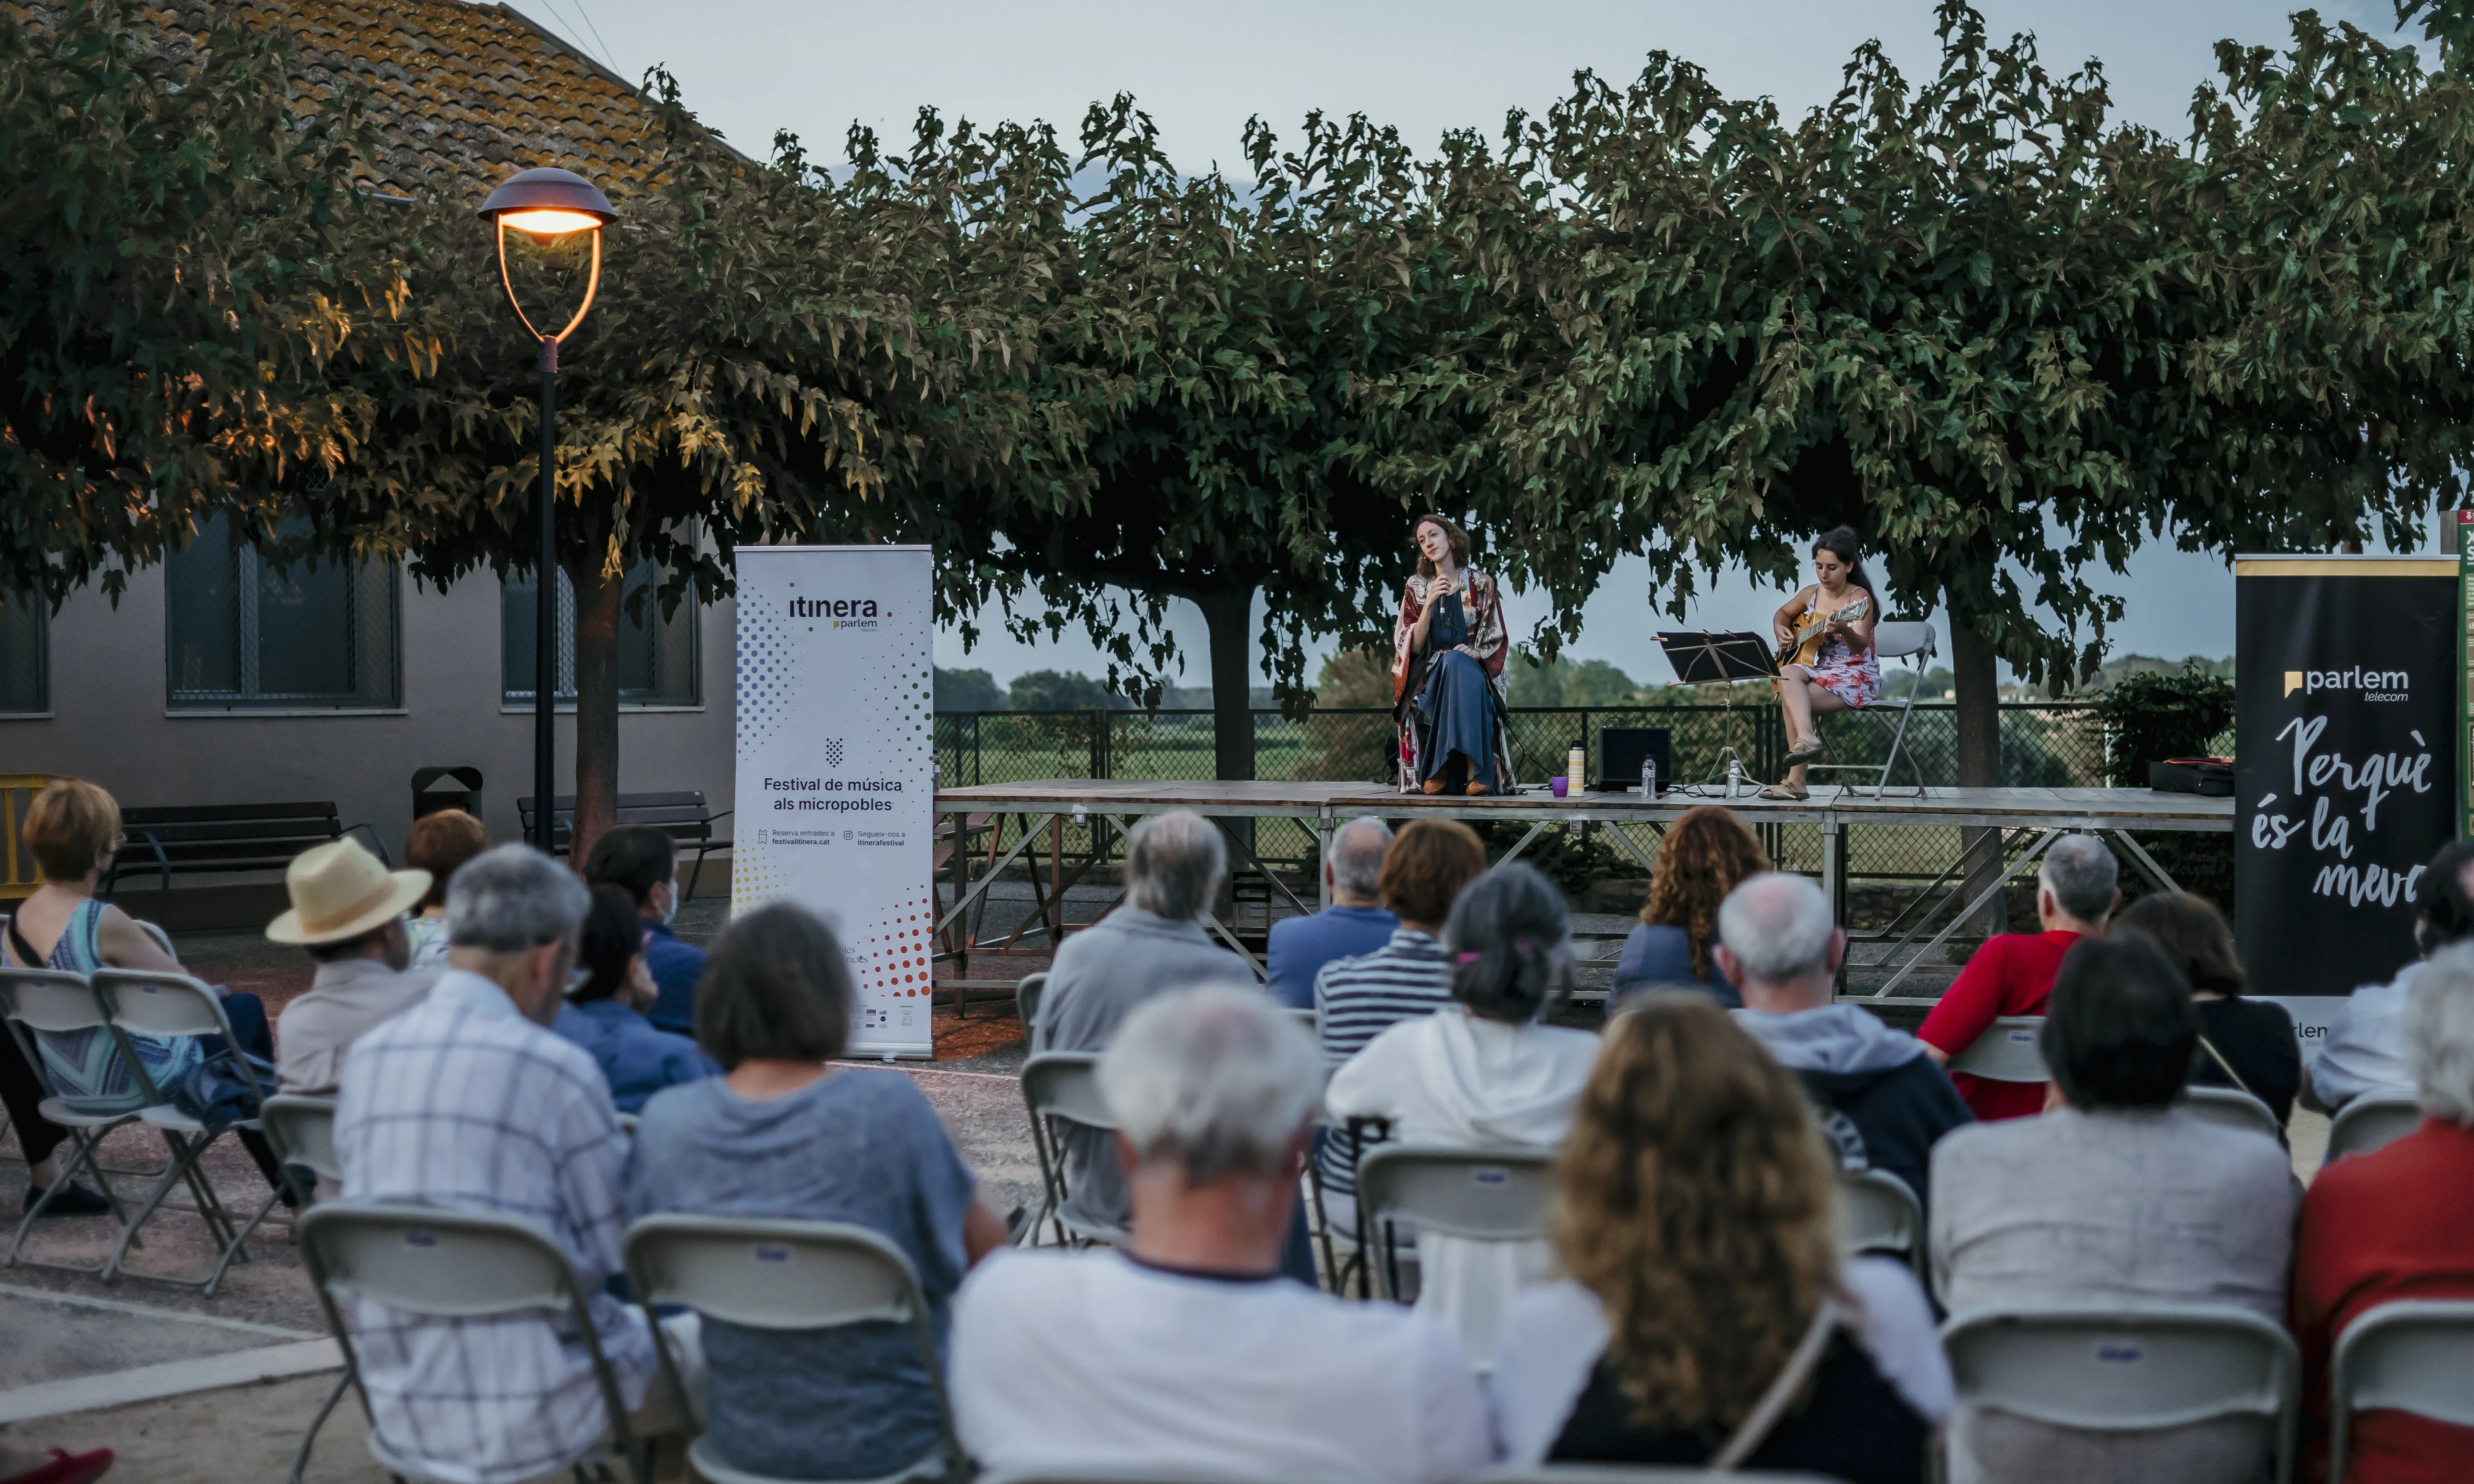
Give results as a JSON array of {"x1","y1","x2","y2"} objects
[
  {"x1": 1567, "y1": 744, "x2": 1585, "y2": 793},
  {"x1": 1641, "y1": 755, "x2": 1658, "y2": 800},
  {"x1": 1725, "y1": 756, "x2": 1743, "y2": 799}
]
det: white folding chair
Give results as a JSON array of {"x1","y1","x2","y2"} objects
[
  {"x1": 1019, "y1": 1052, "x2": 1126, "y2": 1246},
  {"x1": 1805, "y1": 620, "x2": 1936, "y2": 800},
  {"x1": 2328, "y1": 1299, "x2": 2474, "y2": 1480},
  {"x1": 296, "y1": 1202, "x2": 652, "y2": 1484},
  {"x1": 90, "y1": 967, "x2": 279, "y2": 1293},
  {"x1": 1941, "y1": 1303, "x2": 2299, "y2": 1484},
  {"x1": 1468, "y1": 1467, "x2": 1846, "y2": 1484},
  {"x1": 1946, "y1": 1016, "x2": 2048, "y2": 1083},
  {"x1": 2326, "y1": 1092, "x2": 2422, "y2": 1161},
  {"x1": 625, "y1": 1214, "x2": 958, "y2": 1484},
  {"x1": 260, "y1": 1096, "x2": 353, "y2": 1484},
  {"x1": 1836, "y1": 1168, "x2": 1925, "y2": 1278},
  {"x1": 1355, "y1": 1144, "x2": 1554, "y2": 1303},
  {"x1": 2180, "y1": 1086, "x2": 2285, "y2": 1143},
  {"x1": 1014, "y1": 972, "x2": 1048, "y2": 1035},
  {"x1": 0, "y1": 967, "x2": 142, "y2": 1275}
]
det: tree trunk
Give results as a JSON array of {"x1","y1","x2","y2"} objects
[
  {"x1": 569, "y1": 556, "x2": 625, "y2": 871},
  {"x1": 1196, "y1": 586, "x2": 1256, "y2": 782},
  {"x1": 1950, "y1": 589, "x2": 2007, "y2": 935}
]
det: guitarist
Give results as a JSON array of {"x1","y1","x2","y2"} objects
[{"x1": 1761, "y1": 526, "x2": 1880, "y2": 801}]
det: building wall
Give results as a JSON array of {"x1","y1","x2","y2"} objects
[{"x1": 3, "y1": 565, "x2": 737, "y2": 889}]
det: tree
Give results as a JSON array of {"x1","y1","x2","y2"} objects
[
  {"x1": 933, "y1": 666, "x2": 1005, "y2": 712},
  {"x1": 1006, "y1": 670, "x2": 1130, "y2": 711}
]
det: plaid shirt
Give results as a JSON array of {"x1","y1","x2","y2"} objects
[{"x1": 335, "y1": 969, "x2": 653, "y2": 1484}]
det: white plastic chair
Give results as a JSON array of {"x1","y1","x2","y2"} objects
[
  {"x1": 295, "y1": 1202, "x2": 651, "y2": 1484},
  {"x1": 1805, "y1": 620, "x2": 1936, "y2": 800},
  {"x1": 2327, "y1": 1092, "x2": 2422, "y2": 1161},
  {"x1": 1946, "y1": 1016, "x2": 2048, "y2": 1083},
  {"x1": 1836, "y1": 1168, "x2": 1925, "y2": 1277},
  {"x1": 259, "y1": 1096, "x2": 349, "y2": 1484},
  {"x1": 1019, "y1": 1052, "x2": 1126, "y2": 1246},
  {"x1": 0, "y1": 967, "x2": 141, "y2": 1274},
  {"x1": 1941, "y1": 1303, "x2": 2299, "y2": 1484},
  {"x1": 1469, "y1": 1467, "x2": 1846, "y2": 1484},
  {"x1": 2328, "y1": 1299, "x2": 2474, "y2": 1480},
  {"x1": 1354, "y1": 1144, "x2": 1554, "y2": 1303},
  {"x1": 624, "y1": 1214, "x2": 958, "y2": 1484},
  {"x1": 2180, "y1": 1086, "x2": 2285, "y2": 1142},
  {"x1": 91, "y1": 967, "x2": 280, "y2": 1293},
  {"x1": 1015, "y1": 972, "x2": 1048, "y2": 1034}
]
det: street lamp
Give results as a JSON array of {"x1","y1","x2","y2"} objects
[{"x1": 478, "y1": 166, "x2": 616, "y2": 853}]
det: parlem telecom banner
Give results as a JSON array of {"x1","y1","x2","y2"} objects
[
  {"x1": 2234, "y1": 555, "x2": 2457, "y2": 1046},
  {"x1": 733, "y1": 545, "x2": 936, "y2": 1059}
]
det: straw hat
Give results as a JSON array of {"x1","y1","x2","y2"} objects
[{"x1": 266, "y1": 839, "x2": 432, "y2": 947}]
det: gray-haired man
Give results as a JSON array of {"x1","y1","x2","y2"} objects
[
  {"x1": 335, "y1": 845, "x2": 701, "y2": 1483},
  {"x1": 1034, "y1": 811, "x2": 1254, "y2": 1235},
  {"x1": 1265, "y1": 817, "x2": 1399, "y2": 1010},
  {"x1": 953, "y1": 988, "x2": 1488, "y2": 1484}
]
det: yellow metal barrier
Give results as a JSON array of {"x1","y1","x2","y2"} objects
[{"x1": 0, "y1": 774, "x2": 68, "y2": 900}]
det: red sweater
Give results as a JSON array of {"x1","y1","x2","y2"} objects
[
  {"x1": 1917, "y1": 930, "x2": 2079, "y2": 1121},
  {"x1": 2293, "y1": 1118, "x2": 2474, "y2": 1484}
]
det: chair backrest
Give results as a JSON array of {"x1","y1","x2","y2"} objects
[
  {"x1": 1356, "y1": 1144, "x2": 1555, "y2": 1242},
  {"x1": 2327, "y1": 1092, "x2": 2423, "y2": 1161},
  {"x1": 1021, "y1": 1052, "x2": 1113, "y2": 1131},
  {"x1": 2180, "y1": 1086, "x2": 2285, "y2": 1142},
  {"x1": 2329, "y1": 1299, "x2": 2474, "y2": 1476},
  {"x1": 1947, "y1": 1016, "x2": 2048, "y2": 1083},
  {"x1": 1836, "y1": 1168, "x2": 1923, "y2": 1268},
  {"x1": 1873, "y1": 620, "x2": 1937, "y2": 662},
  {"x1": 91, "y1": 968, "x2": 230, "y2": 1040},
  {"x1": 1464, "y1": 1468, "x2": 1846, "y2": 1484},
  {"x1": 134, "y1": 919, "x2": 175, "y2": 958},
  {"x1": 297, "y1": 1203, "x2": 586, "y2": 1320},
  {"x1": 261, "y1": 1096, "x2": 341, "y2": 1182},
  {"x1": 1942, "y1": 1303, "x2": 2298, "y2": 1476},
  {"x1": 1016, "y1": 972, "x2": 1048, "y2": 1033},
  {"x1": 625, "y1": 1215, "x2": 927, "y2": 1331},
  {"x1": 0, "y1": 966, "x2": 106, "y2": 1035}
]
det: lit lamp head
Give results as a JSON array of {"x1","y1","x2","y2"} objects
[{"x1": 479, "y1": 167, "x2": 616, "y2": 355}]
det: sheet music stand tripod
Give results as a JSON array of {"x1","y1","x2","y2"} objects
[{"x1": 1656, "y1": 632, "x2": 1777, "y2": 790}]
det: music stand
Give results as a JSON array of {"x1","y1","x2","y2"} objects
[{"x1": 1657, "y1": 631, "x2": 1776, "y2": 685}]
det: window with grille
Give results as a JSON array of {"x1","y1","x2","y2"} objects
[
  {"x1": 165, "y1": 514, "x2": 401, "y2": 710},
  {"x1": 0, "y1": 589, "x2": 48, "y2": 715},
  {"x1": 501, "y1": 562, "x2": 700, "y2": 708}
]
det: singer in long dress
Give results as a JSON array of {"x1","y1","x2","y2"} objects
[{"x1": 1393, "y1": 515, "x2": 1512, "y2": 795}]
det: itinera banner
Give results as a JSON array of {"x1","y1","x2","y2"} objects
[
  {"x1": 2235, "y1": 556, "x2": 2457, "y2": 1047},
  {"x1": 733, "y1": 545, "x2": 936, "y2": 1059}
]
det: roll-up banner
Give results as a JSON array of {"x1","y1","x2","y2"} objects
[
  {"x1": 2235, "y1": 555, "x2": 2457, "y2": 1050},
  {"x1": 733, "y1": 545, "x2": 936, "y2": 1060}
]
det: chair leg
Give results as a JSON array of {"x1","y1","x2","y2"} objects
[{"x1": 286, "y1": 1370, "x2": 353, "y2": 1484}]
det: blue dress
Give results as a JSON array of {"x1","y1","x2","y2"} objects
[{"x1": 1415, "y1": 593, "x2": 1501, "y2": 791}]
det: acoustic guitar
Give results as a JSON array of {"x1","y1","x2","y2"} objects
[{"x1": 1774, "y1": 594, "x2": 1871, "y2": 672}]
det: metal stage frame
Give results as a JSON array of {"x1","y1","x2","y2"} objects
[{"x1": 932, "y1": 781, "x2": 2232, "y2": 998}]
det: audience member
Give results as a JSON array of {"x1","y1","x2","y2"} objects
[
  {"x1": 1265, "y1": 818, "x2": 1398, "y2": 1010},
  {"x1": 2304, "y1": 838, "x2": 2474, "y2": 1114},
  {"x1": 1034, "y1": 811, "x2": 1253, "y2": 1236},
  {"x1": 270, "y1": 838, "x2": 436, "y2": 1098},
  {"x1": 1493, "y1": 992, "x2": 1949, "y2": 1481},
  {"x1": 1931, "y1": 935, "x2": 2295, "y2": 1484},
  {"x1": 2113, "y1": 891, "x2": 2299, "y2": 1124},
  {"x1": 1718, "y1": 872, "x2": 1970, "y2": 1222},
  {"x1": 2293, "y1": 940, "x2": 2474, "y2": 1484},
  {"x1": 0, "y1": 780, "x2": 280, "y2": 1215},
  {"x1": 1327, "y1": 864, "x2": 1596, "y2": 1360},
  {"x1": 334, "y1": 845, "x2": 700, "y2": 1483},
  {"x1": 1612, "y1": 805, "x2": 1769, "y2": 1005},
  {"x1": 630, "y1": 902, "x2": 1006, "y2": 1481},
  {"x1": 583, "y1": 824, "x2": 704, "y2": 1034},
  {"x1": 1918, "y1": 833, "x2": 2120, "y2": 1120},
  {"x1": 401, "y1": 808, "x2": 488, "y2": 969},
  {"x1": 951, "y1": 988, "x2": 1491, "y2": 1484},
  {"x1": 553, "y1": 885, "x2": 715, "y2": 1114},
  {"x1": 1314, "y1": 819, "x2": 1489, "y2": 1222}
]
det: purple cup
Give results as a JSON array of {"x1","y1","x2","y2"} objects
[{"x1": 1550, "y1": 776, "x2": 1568, "y2": 797}]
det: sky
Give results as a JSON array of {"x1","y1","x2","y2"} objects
[{"x1": 520, "y1": 0, "x2": 2424, "y2": 691}]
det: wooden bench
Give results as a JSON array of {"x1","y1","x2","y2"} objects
[
  {"x1": 105, "y1": 801, "x2": 389, "y2": 922},
  {"x1": 517, "y1": 792, "x2": 733, "y2": 896}
]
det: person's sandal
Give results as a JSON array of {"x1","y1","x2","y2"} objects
[
  {"x1": 1784, "y1": 733, "x2": 1826, "y2": 762},
  {"x1": 1421, "y1": 777, "x2": 1446, "y2": 795},
  {"x1": 1758, "y1": 783, "x2": 1809, "y2": 801},
  {"x1": 1464, "y1": 782, "x2": 1491, "y2": 796}
]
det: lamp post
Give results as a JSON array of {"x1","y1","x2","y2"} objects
[{"x1": 477, "y1": 167, "x2": 616, "y2": 854}]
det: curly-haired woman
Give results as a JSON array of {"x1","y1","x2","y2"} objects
[
  {"x1": 1491, "y1": 992, "x2": 1950, "y2": 1481},
  {"x1": 1610, "y1": 806, "x2": 1769, "y2": 1007}
]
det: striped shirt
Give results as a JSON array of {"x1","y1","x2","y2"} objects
[
  {"x1": 1314, "y1": 928, "x2": 1452, "y2": 1196},
  {"x1": 335, "y1": 969, "x2": 654, "y2": 1484}
]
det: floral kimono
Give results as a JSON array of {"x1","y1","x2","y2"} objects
[{"x1": 1391, "y1": 569, "x2": 1513, "y2": 791}]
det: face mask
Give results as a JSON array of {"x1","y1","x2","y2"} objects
[{"x1": 660, "y1": 875, "x2": 680, "y2": 926}]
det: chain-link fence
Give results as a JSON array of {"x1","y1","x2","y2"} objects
[{"x1": 936, "y1": 701, "x2": 2109, "y2": 897}]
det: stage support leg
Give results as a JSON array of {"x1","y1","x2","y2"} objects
[
  {"x1": 1315, "y1": 806, "x2": 1335, "y2": 910},
  {"x1": 1876, "y1": 828, "x2": 2062, "y2": 996},
  {"x1": 932, "y1": 812, "x2": 1056, "y2": 942},
  {"x1": 2109, "y1": 829, "x2": 2185, "y2": 895},
  {"x1": 1821, "y1": 821, "x2": 1848, "y2": 992}
]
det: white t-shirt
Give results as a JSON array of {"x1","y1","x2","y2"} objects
[
  {"x1": 2309, "y1": 963, "x2": 2415, "y2": 1108},
  {"x1": 949, "y1": 1248, "x2": 1494, "y2": 1484},
  {"x1": 1488, "y1": 1258, "x2": 1953, "y2": 1466}
]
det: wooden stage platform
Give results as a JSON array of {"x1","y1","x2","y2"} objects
[{"x1": 932, "y1": 782, "x2": 2231, "y2": 996}]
